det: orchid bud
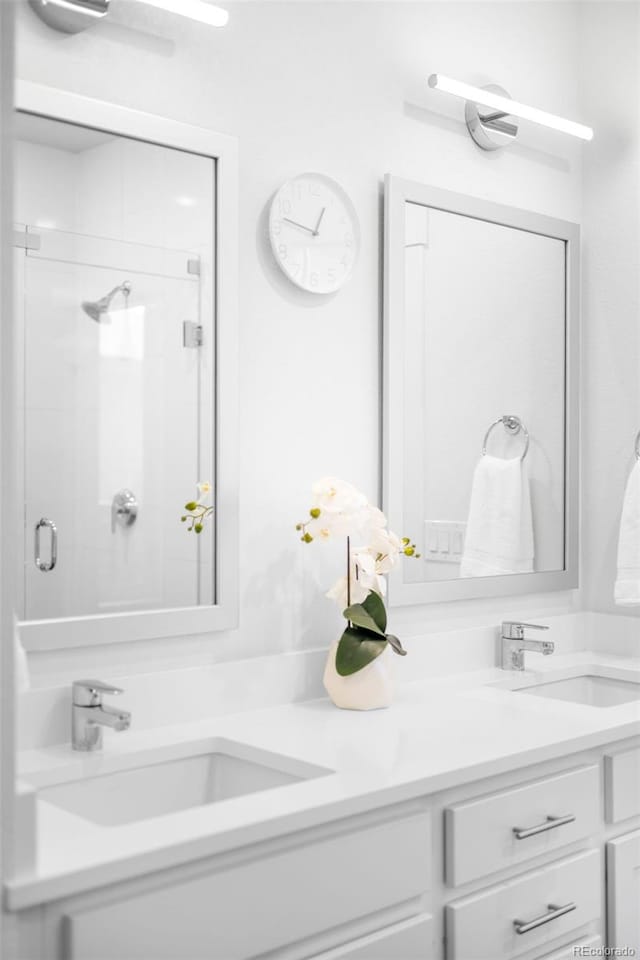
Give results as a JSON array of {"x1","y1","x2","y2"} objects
[{"x1": 309, "y1": 508, "x2": 321, "y2": 519}]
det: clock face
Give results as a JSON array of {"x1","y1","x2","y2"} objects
[{"x1": 268, "y1": 173, "x2": 360, "y2": 294}]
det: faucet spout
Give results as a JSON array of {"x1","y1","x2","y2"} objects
[{"x1": 91, "y1": 704, "x2": 131, "y2": 732}]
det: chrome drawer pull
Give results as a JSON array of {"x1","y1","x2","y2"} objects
[
  {"x1": 514, "y1": 901, "x2": 576, "y2": 935},
  {"x1": 34, "y1": 518, "x2": 57, "y2": 572},
  {"x1": 513, "y1": 813, "x2": 576, "y2": 840}
]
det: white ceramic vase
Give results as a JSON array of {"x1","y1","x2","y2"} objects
[{"x1": 323, "y1": 639, "x2": 396, "y2": 710}]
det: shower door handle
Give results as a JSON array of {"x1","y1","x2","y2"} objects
[{"x1": 34, "y1": 518, "x2": 57, "y2": 572}]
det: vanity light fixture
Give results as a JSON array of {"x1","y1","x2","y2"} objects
[
  {"x1": 428, "y1": 74, "x2": 593, "y2": 151},
  {"x1": 28, "y1": 0, "x2": 228, "y2": 33},
  {"x1": 132, "y1": 0, "x2": 229, "y2": 27}
]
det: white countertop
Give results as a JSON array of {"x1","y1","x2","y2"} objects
[{"x1": 8, "y1": 652, "x2": 640, "y2": 911}]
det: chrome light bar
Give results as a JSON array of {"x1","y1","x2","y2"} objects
[{"x1": 428, "y1": 74, "x2": 593, "y2": 150}]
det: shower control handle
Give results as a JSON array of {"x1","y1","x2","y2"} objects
[
  {"x1": 34, "y1": 518, "x2": 57, "y2": 572},
  {"x1": 111, "y1": 490, "x2": 138, "y2": 533}
]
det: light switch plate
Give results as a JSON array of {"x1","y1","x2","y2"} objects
[{"x1": 424, "y1": 520, "x2": 467, "y2": 564}]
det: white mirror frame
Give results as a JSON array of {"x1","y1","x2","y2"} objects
[
  {"x1": 15, "y1": 82, "x2": 239, "y2": 651},
  {"x1": 383, "y1": 175, "x2": 580, "y2": 605}
]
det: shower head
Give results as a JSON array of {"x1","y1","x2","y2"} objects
[{"x1": 82, "y1": 281, "x2": 132, "y2": 322}]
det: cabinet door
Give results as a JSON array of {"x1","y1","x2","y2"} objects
[
  {"x1": 64, "y1": 811, "x2": 431, "y2": 960},
  {"x1": 607, "y1": 829, "x2": 640, "y2": 952}
]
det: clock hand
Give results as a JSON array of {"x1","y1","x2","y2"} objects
[
  {"x1": 282, "y1": 217, "x2": 316, "y2": 235},
  {"x1": 312, "y1": 207, "x2": 326, "y2": 236}
]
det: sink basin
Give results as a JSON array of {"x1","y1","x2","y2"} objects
[
  {"x1": 515, "y1": 674, "x2": 640, "y2": 708},
  {"x1": 39, "y1": 738, "x2": 330, "y2": 826}
]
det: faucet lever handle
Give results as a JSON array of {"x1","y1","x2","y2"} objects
[
  {"x1": 72, "y1": 679, "x2": 124, "y2": 707},
  {"x1": 501, "y1": 621, "x2": 550, "y2": 640}
]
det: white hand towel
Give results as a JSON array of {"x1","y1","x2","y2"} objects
[
  {"x1": 615, "y1": 460, "x2": 640, "y2": 606},
  {"x1": 460, "y1": 455, "x2": 534, "y2": 577}
]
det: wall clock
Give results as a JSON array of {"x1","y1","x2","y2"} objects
[{"x1": 268, "y1": 172, "x2": 360, "y2": 294}]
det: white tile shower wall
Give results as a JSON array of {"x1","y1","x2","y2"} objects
[
  {"x1": 580, "y1": 3, "x2": 640, "y2": 619},
  {"x1": 15, "y1": 1, "x2": 590, "y2": 680}
]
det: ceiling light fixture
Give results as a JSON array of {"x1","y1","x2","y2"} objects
[{"x1": 428, "y1": 73, "x2": 593, "y2": 150}]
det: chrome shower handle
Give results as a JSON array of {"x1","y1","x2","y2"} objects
[
  {"x1": 111, "y1": 489, "x2": 138, "y2": 533},
  {"x1": 34, "y1": 517, "x2": 57, "y2": 572}
]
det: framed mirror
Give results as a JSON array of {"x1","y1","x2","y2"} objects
[
  {"x1": 383, "y1": 176, "x2": 579, "y2": 605},
  {"x1": 14, "y1": 82, "x2": 238, "y2": 649}
]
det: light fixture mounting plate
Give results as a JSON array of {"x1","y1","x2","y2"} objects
[
  {"x1": 465, "y1": 83, "x2": 519, "y2": 151},
  {"x1": 28, "y1": 0, "x2": 110, "y2": 34}
]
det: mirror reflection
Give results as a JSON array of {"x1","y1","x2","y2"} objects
[
  {"x1": 400, "y1": 200, "x2": 567, "y2": 586},
  {"x1": 14, "y1": 114, "x2": 215, "y2": 619}
]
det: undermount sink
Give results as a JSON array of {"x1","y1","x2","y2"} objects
[
  {"x1": 39, "y1": 738, "x2": 330, "y2": 827},
  {"x1": 515, "y1": 674, "x2": 640, "y2": 708}
]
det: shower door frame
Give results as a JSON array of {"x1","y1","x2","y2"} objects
[{"x1": 14, "y1": 81, "x2": 239, "y2": 651}]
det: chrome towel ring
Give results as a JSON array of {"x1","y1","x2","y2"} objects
[{"x1": 482, "y1": 415, "x2": 530, "y2": 462}]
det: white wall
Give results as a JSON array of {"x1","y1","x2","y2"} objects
[
  {"x1": 15, "y1": 1, "x2": 589, "y2": 681},
  {"x1": 580, "y1": 2, "x2": 640, "y2": 619}
]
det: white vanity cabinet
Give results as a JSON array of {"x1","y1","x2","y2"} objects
[{"x1": 13, "y1": 737, "x2": 640, "y2": 960}]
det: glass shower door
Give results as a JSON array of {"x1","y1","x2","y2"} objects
[{"x1": 19, "y1": 226, "x2": 212, "y2": 621}]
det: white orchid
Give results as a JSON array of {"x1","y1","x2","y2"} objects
[
  {"x1": 297, "y1": 477, "x2": 420, "y2": 678},
  {"x1": 180, "y1": 481, "x2": 214, "y2": 534},
  {"x1": 197, "y1": 481, "x2": 213, "y2": 504},
  {"x1": 311, "y1": 476, "x2": 368, "y2": 515},
  {"x1": 297, "y1": 477, "x2": 419, "y2": 606}
]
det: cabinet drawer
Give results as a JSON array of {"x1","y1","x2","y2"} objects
[
  {"x1": 308, "y1": 915, "x2": 433, "y2": 959},
  {"x1": 445, "y1": 765, "x2": 600, "y2": 886},
  {"x1": 65, "y1": 810, "x2": 431, "y2": 960},
  {"x1": 605, "y1": 747, "x2": 640, "y2": 823},
  {"x1": 445, "y1": 849, "x2": 600, "y2": 960}
]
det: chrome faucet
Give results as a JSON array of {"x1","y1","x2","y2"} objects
[
  {"x1": 72, "y1": 679, "x2": 131, "y2": 751},
  {"x1": 501, "y1": 621, "x2": 554, "y2": 671}
]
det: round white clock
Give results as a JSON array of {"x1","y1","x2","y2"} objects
[{"x1": 268, "y1": 172, "x2": 360, "y2": 294}]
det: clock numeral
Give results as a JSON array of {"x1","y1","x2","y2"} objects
[
  {"x1": 310, "y1": 272, "x2": 319, "y2": 288},
  {"x1": 279, "y1": 198, "x2": 292, "y2": 216},
  {"x1": 344, "y1": 233, "x2": 353, "y2": 247},
  {"x1": 309, "y1": 184, "x2": 321, "y2": 198},
  {"x1": 278, "y1": 244, "x2": 288, "y2": 260},
  {"x1": 340, "y1": 255, "x2": 349, "y2": 268},
  {"x1": 272, "y1": 220, "x2": 282, "y2": 236},
  {"x1": 289, "y1": 262, "x2": 301, "y2": 275},
  {"x1": 328, "y1": 268, "x2": 336, "y2": 282}
]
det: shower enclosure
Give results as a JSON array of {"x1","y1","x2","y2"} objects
[{"x1": 14, "y1": 112, "x2": 216, "y2": 621}]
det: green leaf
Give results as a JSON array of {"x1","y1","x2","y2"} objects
[
  {"x1": 335, "y1": 626, "x2": 388, "y2": 677},
  {"x1": 343, "y1": 590, "x2": 387, "y2": 636},
  {"x1": 386, "y1": 634, "x2": 407, "y2": 657}
]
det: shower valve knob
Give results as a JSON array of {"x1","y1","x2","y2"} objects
[{"x1": 111, "y1": 490, "x2": 138, "y2": 533}]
